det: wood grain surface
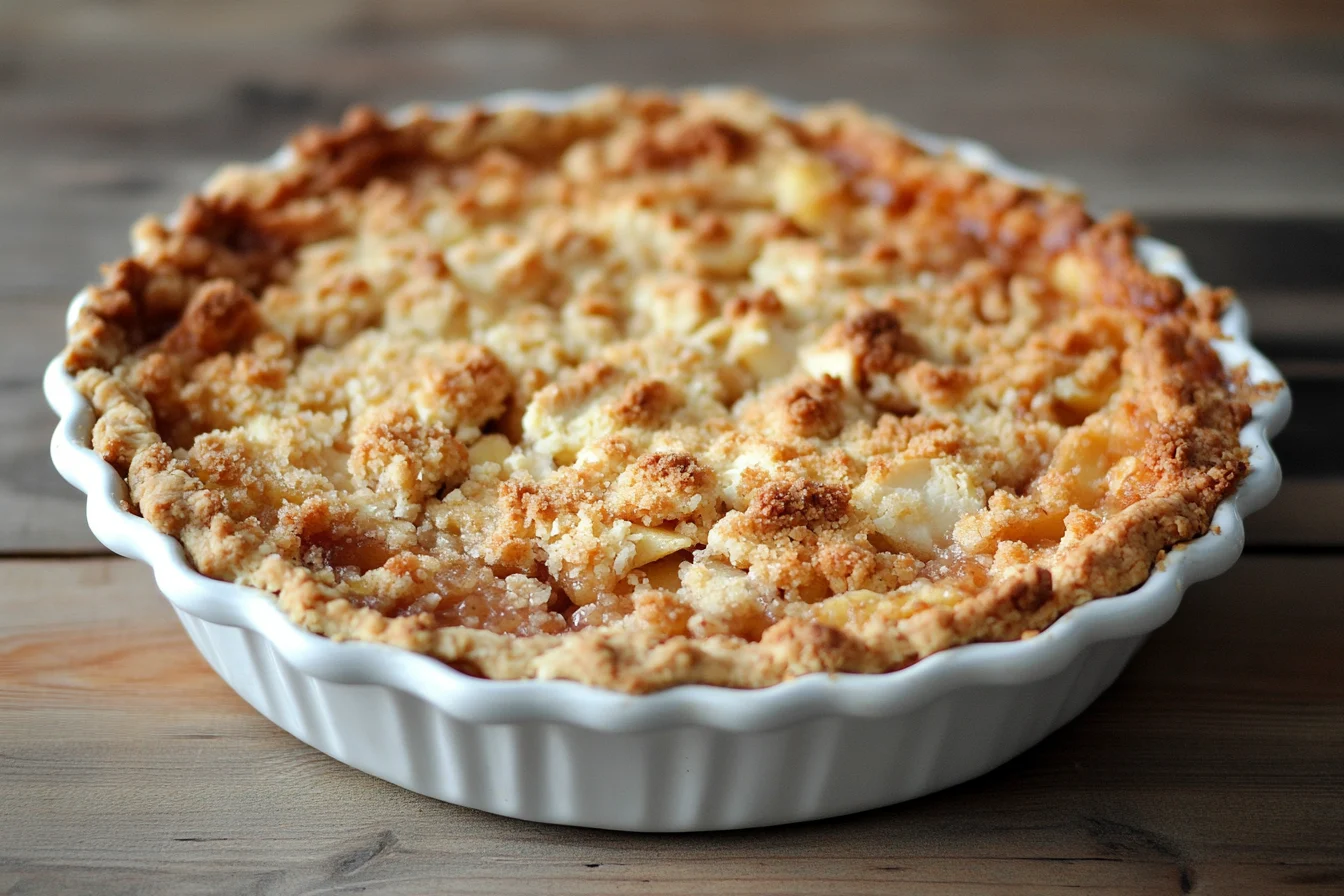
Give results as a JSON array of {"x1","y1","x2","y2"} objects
[
  {"x1": 2, "y1": 1, "x2": 1343, "y2": 893},
  {"x1": 2, "y1": 556, "x2": 1342, "y2": 896}
]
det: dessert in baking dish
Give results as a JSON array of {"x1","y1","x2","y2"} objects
[{"x1": 65, "y1": 89, "x2": 1256, "y2": 692}]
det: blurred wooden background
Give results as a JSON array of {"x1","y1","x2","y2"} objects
[{"x1": 1, "y1": 2, "x2": 1341, "y2": 894}]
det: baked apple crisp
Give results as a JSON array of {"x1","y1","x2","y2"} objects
[{"x1": 65, "y1": 89, "x2": 1256, "y2": 691}]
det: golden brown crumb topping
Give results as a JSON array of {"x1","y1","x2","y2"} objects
[{"x1": 65, "y1": 89, "x2": 1256, "y2": 692}]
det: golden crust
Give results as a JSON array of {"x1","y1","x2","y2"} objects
[{"x1": 65, "y1": 88, "x2": 1258, "y2": 692}]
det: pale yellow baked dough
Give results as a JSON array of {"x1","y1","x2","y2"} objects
[{"x1": 66, "y1": 89, "x2": 1255, "y2": 691}]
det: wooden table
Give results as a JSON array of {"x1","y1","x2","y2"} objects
[{"x1": 2, "y1": 2, "x2": 1342, "y2": 893}]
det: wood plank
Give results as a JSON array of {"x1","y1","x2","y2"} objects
[
  {"x1": 1147, "y1": 219, "x2": 1344, "y2": 294},
  {"x1": 1, "y1": 555, "x2": 1340, "y2": 894},
  {"x1": 1260, "y1": 368, "x2": 1338, "y2": 479},
  {"x1": 0, "y1": 294, "x2": 104, "y2": 554},
  {"x1": 5, "y1": 0, "x2": 1343, "y2": 41}
]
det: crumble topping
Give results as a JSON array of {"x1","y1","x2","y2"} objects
[{"x1": 65, "y1": 89, "x2": 1255, "y2": 692}]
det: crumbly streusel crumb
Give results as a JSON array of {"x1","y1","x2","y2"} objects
[{"x1": 65, "y1": 88, "x2": 1256, "y2": 691}]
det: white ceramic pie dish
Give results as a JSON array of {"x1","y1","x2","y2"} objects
[{"x1": 45, "y1": 89, "x2": 1290, "y2": 831}]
